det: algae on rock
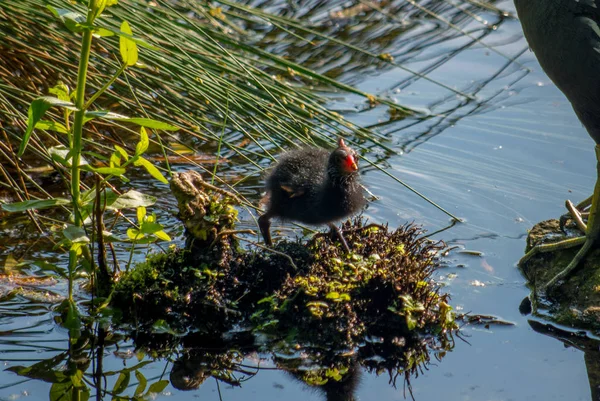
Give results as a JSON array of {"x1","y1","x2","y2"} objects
[{"x1": 520, "y1": 219, "x2": 600, "y2": 332}]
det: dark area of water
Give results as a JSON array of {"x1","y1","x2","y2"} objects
[{"x1": 0, "y1": 1, "x2": 598, "y2": 400}]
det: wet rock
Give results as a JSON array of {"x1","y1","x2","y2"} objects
[{"x1": 520, "y1": 219, "x2": 600, "y2": 332}]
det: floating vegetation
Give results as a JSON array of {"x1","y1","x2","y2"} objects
[{"x1": 109, "y1": 171, "x2": 457, "y2": 398}]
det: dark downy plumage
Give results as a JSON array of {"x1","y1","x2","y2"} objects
[{"x1": 258, "y1": 138, "x2": 365, "y2": 251}]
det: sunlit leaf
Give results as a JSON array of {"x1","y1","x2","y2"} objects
[
  {"x1": 109, "y1": 190, "x2": 156, "y2": 210},
  {"x1": 120, "y1": 21, "x2": 138, "y2": 66},
  {"x1": 110, "y1": 151, "x2": 121, "y2": 167},
  {"x1": 48, "y1": 82, "x2": 70, "y2": 102},
  {"x1": 35, "y1": 120, "x2": 68, "y2": 134},
  {"x1": 140, "y1": 221, "x2": 163, "y2": 234},
  {"x1": 134, "y1": 157, "x2": 168, "y2": 184},
  {"x1": 1, "y1": 198, "x2": 70, "y2": 212},
  {"x1": 63, "y1": 225, "x2": 89, "y2": 244},
  {"x1": 153, "y1": 230, "x2": 171, "y2": 241},
  {"x1": 127, "y1": 228, "x2": 144, "y2": 241},
  {"x1": 92, "y1": 26, "x2": 115, "y2": 37},
  {"x1": 90, "y1": 26, "x2": 159, "y2": 50},
  {"x1": 114, "y1": 145, "x2": 129, "y2": 160},
  {"x1": 84, "y1": 111, "x2": 179, "y2": 130},
  {"x1": 136, "y1": 206, "x2": 146, "y2": 223},
  {"x1": 92, "y1": 0, "x2": 118, "y2": 21},
  {"x1": 19, "y1": 96, "x2": 77, "y2": 156},
  {"x1": 135, "y1": 127, "x2": 149, "y2": 155},
  {"x1": 48, "y1": 145, "x2": 88, "y2": 167},
  {"x1": 46, "y1": 5, "x2": 86, "y2": 33},
  {"x1": 86, "y1": 166, "x2": 126, "y2": 176}
]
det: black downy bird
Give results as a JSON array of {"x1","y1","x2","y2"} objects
[
  {"x1": 515, "y1": 0, "x2": 600, "y2": 288},
  {"x1": 258, "y1": 138, "x2": 366, "y2": 252}
]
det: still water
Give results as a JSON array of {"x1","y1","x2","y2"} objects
[{"x1": 0, "y1": 0, "x2": 597, "y2": 400}]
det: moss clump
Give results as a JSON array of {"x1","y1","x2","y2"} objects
[
  {"x1": 112, "y1": 218, "x2": 456, "y2": 349},
  {"x1": 247, "y1": 220, "x2": 455, "y2": 347}
]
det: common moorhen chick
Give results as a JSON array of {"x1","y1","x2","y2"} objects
[{"x1": 258, "y1": 138, "x2": 365, "y2": 252}]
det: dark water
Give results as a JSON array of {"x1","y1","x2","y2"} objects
[{"x1": 0, "y1": 1, "x2": 597, "y2": 400}]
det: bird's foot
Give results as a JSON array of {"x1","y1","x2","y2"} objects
[
  {"x1": 518, "y1": 235, "x2": 586, "y2": 269},
  {"x1": 559, "y1": 195, "x2": 592, "y2": 233},
  {"x1": 543, "y1": 236, "x2": 596, "y2": 292},
  {"x1": 311, "y1": 225, "x2": 353, "y2": 253}
]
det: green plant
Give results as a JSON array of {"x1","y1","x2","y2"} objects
[{"x1": 1, "y1": 0, "x2": 175, "y2": 323}]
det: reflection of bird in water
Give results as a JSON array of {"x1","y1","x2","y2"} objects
[
  {"x1": 515, "y1": 1, "x2": 600, "y2": 289},
  {"x1": 258, "y1": 138, "x2": 365, "y2": 252}
]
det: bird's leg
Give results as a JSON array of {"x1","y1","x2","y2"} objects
[
  {"x1": 258, "y1": 213, "x2": 273, "y2": 246},
  {"x1": 543, "y1": 145, "x2": 600, "y2": 290},
  {"x1": 328, "y1": 223, "x2": 351, "y2": 253}
]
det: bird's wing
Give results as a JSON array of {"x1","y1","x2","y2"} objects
[{"x1": 280, "y1": 184, "x2": 306, "y2": 199}]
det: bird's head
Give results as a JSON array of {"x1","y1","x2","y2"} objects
[{"x1": 329, "y1": 138, "x2": 359, "y2": 176}]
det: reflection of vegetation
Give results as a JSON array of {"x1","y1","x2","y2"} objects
[{"x1": 131, "y1": 325, "x2": 454, "y2": 401}]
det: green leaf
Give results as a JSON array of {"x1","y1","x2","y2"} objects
[
  {"x1": 92, "y1": 26, "x2": 115, "y2": 37},
  {"x1": 70, "y1": 370, "x2": 84, "y2": 387},
  {"x1": 114, "y1": 145, "x2": 129, "y2": 160},
  {"x1": 50, "y1": 381, "x2": 73, "y2": 401},
  {"x1": 151, "y1": 320, "x2": 178, "y2": 335},
  {"x1": 92, "y1": 26, "x2": 159, "y2": 50},
  {"x1": 120, "y1": 21, "x2": 138, "y2": 66},
  {"x1": 20, "y1": 96, "x2": 77, "y2": 156},
  {"x1": 136, "y1": 206, "x2": 146, "y2": 223},
  {"x1": 63, "y1": 225, "x2": 89, "y2": 244},
  {"x1": 112, "y1": 371, "x2": 130, "y2": 395},
  {"x1": 47, "y1": 6, "x2": 86, "y2": 33},
  {"x1": 127, "y1": 228, "x2": 144, "y2": 241},
  {"x1": 153, "y1": 230, "x2": 171, "y2": 241},
  {"x1": 110, "y1": 151, "x2": 121, "y2": 167},
  {"x1": 134, "y1": 157, "x2": 168, "y2": 184},
  {"x1": 86, "y1": 166, "x2": 126, "y2": 176},
  {"x1": 134, "y1": 371, "x2": 147, "y2": 396},
  {"x1": 84, "y1": 111, "x2": 179, "y2": 130},
  {"x1": 1, "y1": 198, "x2": 70, "y2": 212},
  {"x1": 147, "y1": 380, "x2": 169, "y2": 395},
  {"x1": 140, "y1": 221, "x2": 163, "y2": 234},
  {"x1": 48, "y1": 82, "x2": 70, "y2": 102},
  {"x1": 35, "y1": 120, "x2": 68, "y2": 134},
  {"x1": 33, "y1": 261, "x2": 68, "y2": 278},
  {"x1": 48, "y1": 145, "x2": 89, "y2": 167},
  {"x1": 109, "y1": 190, "x2": 156, "y2": 210},
  {"x1": 65, "y1": 299, "x2": 81, "y2": 339},
  {"x1": 135, "y1": 127, "x2": 149, "y2": 155},
  {"x1": 92, "y1": 0, "x2": 118, "y2": 21}
]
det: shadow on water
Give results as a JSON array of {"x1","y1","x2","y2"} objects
[{"x1": 528, "y1": 320, "x2": 600, "y2": 401}]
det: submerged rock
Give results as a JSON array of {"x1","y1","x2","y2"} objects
[{"x1": 520, "y1": 219, "x2": 600, "y2": 332}]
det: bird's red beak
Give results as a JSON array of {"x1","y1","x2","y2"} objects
[{"x1": 345, "y1": 155, "x2": 358, "y2": 172}]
